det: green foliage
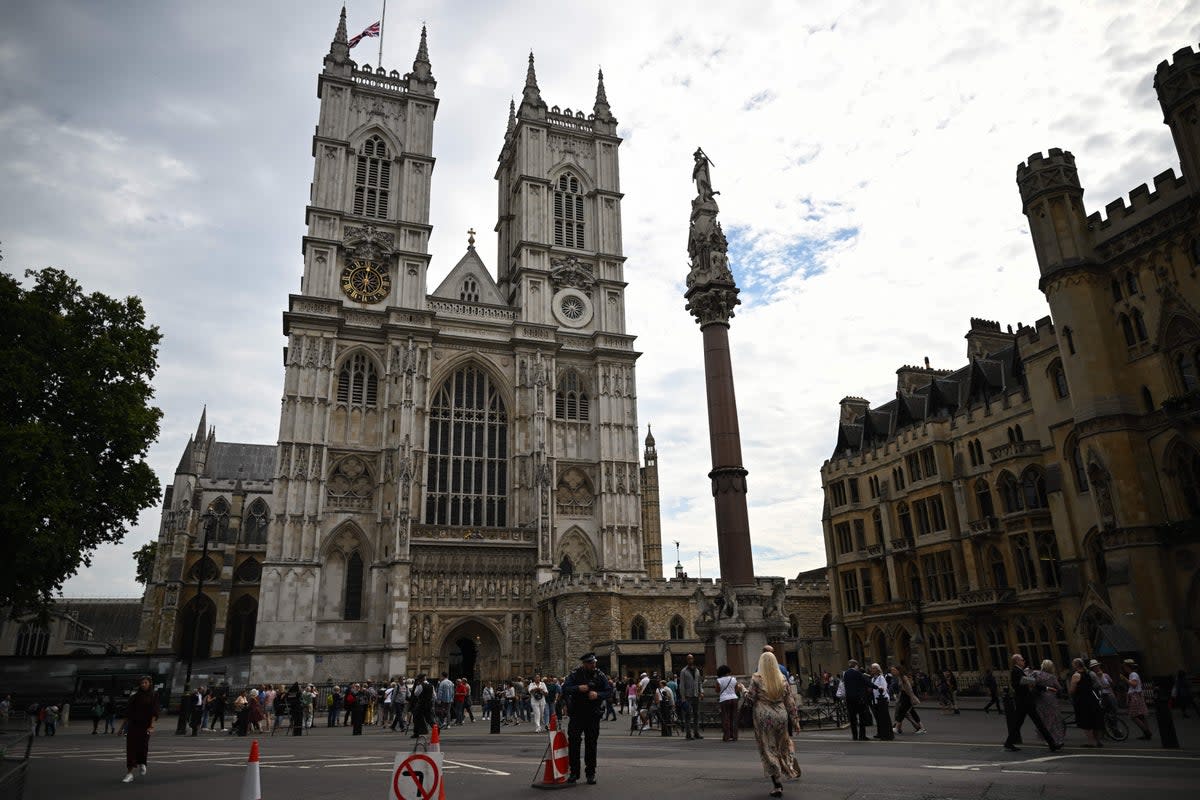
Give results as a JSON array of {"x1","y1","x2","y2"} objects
[
  {"x1": 0, "y1": 268, "x2": 162, "y2": 616},
  {"x1": 134, "y1": 541, "x2": 158, "y2": 586}
]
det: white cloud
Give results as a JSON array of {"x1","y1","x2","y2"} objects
[{"x1": 0, "y1": 0, "x2": 1189, "y2": 596}]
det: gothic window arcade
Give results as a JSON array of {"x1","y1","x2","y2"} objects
[
  {"x1": 206, "y1": 497, "x2": 232, "y2": 543},
  {"x1": 353, "y1": 135, "x2": 391, "y2": 219},
  {"x1": 553, "y1": 172, "x2": 585, "y2": 249},
  {"x1": 425, "y1": 365, "x2": 509, "y2": 527},
  {"x1": 554, "y1": 369, "x2": 590, "y2": 421},
  {"x1": 630, "y1": 616, "x2": 647, "y2": 640},
  {"x1": 14, "y1": 623, "x2": 48, "y2": 656},
  {"x1": 336, "y1": 354, "x2": 379, "y2": 408},
  {"x1": 242, "y1": 498, "x2": 269, "y2": 545}
]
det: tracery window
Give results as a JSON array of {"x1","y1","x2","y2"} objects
[
  {"x1": 975, "y1": 479, "x2": 995, "y2": 518},
  {"x1": 425, "y1": 365, "x2": 508, "y2": 527},
  {"x1": 205, "y1": 497, "x2": 232, "y2": 543},
  {"x1": 336, "y1": 354, "x2": 379, "y2": 407},
  {"x1": 554, "y1": 369, "x2": 590, "y2": 421},
  {"x1": 188, "y1": 555, "x2": 220, "y2": 583},
  {"x1": 1012, "y1": 534, "x2": 1037, "y2": 590},
  {"x1": 896, "y1": 502, "x2": 914, "y2": 539},
  {"x1": 1020, "y1": 468, "x2": 1047, "y2": 510},
  {"x1": 555, "y1": 468, "x2": 594, "y2": 517},
  {"x1": 343, "y1": 551, "x2": 364, "y2": 621},
  {"x1": 669, "y1": 616, "x2": 686, "y2": 640},
  {"x1": 630, "y1": 616, "x2": 647, "y2": 640},
  {"x1": 327, "y1": 456, "x2": 374, "y2": 510},
  {"x1": 233, "y1": 558, "x2": 262, "y2": 583},
  {"x1": 242, "y1": 498, "x2": 269, "y2": 545},
  {"x1": 14, "y1": 623, "x2": 49, "y2": 656},
  {"x1": 553, "y1": 172, "x2": 585, "y2": 249},
  {"x1": 1035, "y1": 532, "x2": 1062, "y2": 588},
  {"x1": 998, "y1": 472, "x2": 1022, "y2": 513},
  {"x1": 353, "y1": 135, "x2": 390, "y2": 219}
]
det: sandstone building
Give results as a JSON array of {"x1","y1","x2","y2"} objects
[
  {"x1": 137, "y1": 10, "x2": 833, "y2": 686},
  {"x1": 822, "y1": 44, "x2": 1200, "y2": 678}
]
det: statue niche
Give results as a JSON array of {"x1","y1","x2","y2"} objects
[{"x1": 327, "y1": 455, "x2": 375, "y2": 510}]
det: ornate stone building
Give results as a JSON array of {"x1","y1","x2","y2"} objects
[{"x1": 822, "y1": 44, "x2": 1200, "y2": 678}]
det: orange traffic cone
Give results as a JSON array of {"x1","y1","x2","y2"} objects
[
  {"x1": 428, "y1": 725, "x2": 446, "y2": 800},
  {"x1": 532, "y1": 715, "x2": 570, "y2": 789},
  {"x1": 240, "y1": 740, "x2": 261, "y2": 800}
]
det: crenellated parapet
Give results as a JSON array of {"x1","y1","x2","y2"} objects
[
  {"x1": 1016, "y1": 148, "x2": 1082, "y2": 209},
  {"x1": 1016, "y1": 149, "x2": 1094, "y2": 278},
  {"x1": 1084, "y1": 168, "x2": 1189, "y2": 248}
]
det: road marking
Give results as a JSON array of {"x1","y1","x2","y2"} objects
[
  {"x1": 926, "y1": 753, "x2": 1200, "y2": 770},
  {"x1": 443, "y1": 758, "x2": 510, "y2": 776}
]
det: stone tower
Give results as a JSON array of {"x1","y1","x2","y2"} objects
[
  {"x1": 251, "y1": 16, "x2": 646, "y2": 683},
  {"x1": 640, "y1": 426, "x2": 663, "y2": 578}
]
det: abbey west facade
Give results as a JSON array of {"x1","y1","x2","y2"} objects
[{"x1": 822, "y1": 44, "x2": 1200, "y2": 678}]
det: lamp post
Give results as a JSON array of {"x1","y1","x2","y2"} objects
[{"x1": 175, "y1": 509, "x2": 216, "y2": 734}]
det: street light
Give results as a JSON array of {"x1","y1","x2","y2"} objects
[{"x1": 176, "y1": 508, "x2": 216, "y2": 735}]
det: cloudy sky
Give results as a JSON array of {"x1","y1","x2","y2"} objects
[{"x1": 2, "y1": 0, "x2": 1195, "y2": 597}]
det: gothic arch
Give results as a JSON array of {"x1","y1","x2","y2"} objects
[
  {"x1": 1076, "y1": 603, "x2": 1115, "y2": 651},
  {"x1": 345, "y1": 123, "x2": 403, "y2": 160},
  {"x1": 319, "y1": 520, "x2": 373, "y2": 562},
  {"x1": 1162, "y1": 437, "x2": 1200, "y2": 518},
  {"x1": 224, "y1": 594, "x2": 258, "y2": 656},
  {"x1": 426, "y1": 353, "x2": 515, "y2": 417},
  {"x1": 432, "y1": 614, "x2": 507, "y2": 659},
  {"x1": 556, "y1": 527, "x2": 597, "y2": 575},
  {"x1": 555, "y1": 467, "x2": 595, "y2": 516},
  {"x1": 547, "y1": 162, "x2": 596, "y2": 193}
]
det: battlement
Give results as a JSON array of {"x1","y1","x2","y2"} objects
[
  {"x1": 1155, "y1": 44, "x2": 1200, "y2": 113},
  {"x1": 1016, "y1": 148, "x2": 1081, "y2": 207},
  {"x1": 352, "y1": 63, "x2": 410, "y2": 94},
  {"x1": 1083, "y1": 167, "x2": 1187, "y2": 241},
  {"x1": 969, "y1": 318, "x2": 1002, "y2": 332}
]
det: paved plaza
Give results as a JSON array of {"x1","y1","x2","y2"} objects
[{"x1": 15, "y1": 704, "x2": 1200, "y2": 800}]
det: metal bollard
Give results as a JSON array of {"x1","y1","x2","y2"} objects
[
  {"x1": 490, "y1": 696, "x2": 502, "y2": 734},
  {"x1": 1153, "y1": 676, "x2": 1180, "y2": 749}
]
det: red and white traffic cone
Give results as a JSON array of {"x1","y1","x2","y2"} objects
[
  {"x1": 428, "y1": 725, "x2": 446, "y2": 800},
  {"x1": 240, "y1": 740, "x2": 261, "y2": 800},
  {"x1": 532, "y1": 715, "x2": 571, "y2": 789}
]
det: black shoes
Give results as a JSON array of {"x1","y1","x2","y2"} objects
[
  {"x1": 586, "y1": 776, "x2": 597, "y2": 785},
  {"x1": 1003, "y1": 744, "x2": 1020, "y2": 752},
  {"x1": 567, "y1": 775, "x2": 579, "y2": 784}
]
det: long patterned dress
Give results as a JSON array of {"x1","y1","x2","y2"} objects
[
  {"x1": 1033, "y1": 670, "x2": 1065, "y2": 747},
  {"x1": 746, "y1": 674, "x2": 802, "y2": 781}
]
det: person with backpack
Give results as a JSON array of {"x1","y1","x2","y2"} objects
[{"x1": 529, "y1": 675, "x2": 549, "y2": 732}]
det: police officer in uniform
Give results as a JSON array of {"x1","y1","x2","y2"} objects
[{"x1": 563, "y1": 652, "x2": 612, "y2": 785}]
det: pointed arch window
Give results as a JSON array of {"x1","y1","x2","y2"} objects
[
  {"x1": 233, "y1": 558, "x2": 262, "y2": 583},
  {"x1": 896, "y1": 501, "x2": 914, "y2": 539},
  {"x1": 987, "y1": 546, "x2": 1008, "y2": 588},
  {"x1": 188, "y1": 555, "x2": 220, "y2": 583},
  {"x1": 1052, "y1": 365, "x2": 1070, "y2": 398},
  {"x1": 1020, "y1": 468, "x2": 1047, "y2": 510},
  {"x1": 343, "y1": 551, "x2": 364, "y2": 620},
  {"x1": 1070, "y1": 444, "x2": 1088, "y2": 493},
  {"x1": 178, "y1": 594, "x2": 215, "y2": 660},
  {"x1": 337, "y1": 353, "x2": 379, "y2": 407},
  {"x1": 1011, "y1": 534, "x2": 1037, "y2": 590},
  {"x1": 242, "y1": 498, "x2": 269, "y2": 545},
  {"x1": 14, "y1": 623, "x2": 49, "y2": 656},
  {"x1": 206, "y1": 497, "x2": 232, "y2": 543},
  {"x1": 975, "y1": 478, "x2": 995, "y2": 518},
  {"x1": 225, "y1": 595, "x2": 258, "y2": 656},
  {"x1": 425, "y1": 365, "x2": 509, "y2": 527},
  {"x1": 554, "y1": 369, "x2": 590, "y2": 421},
  {"x1": 998, "y1": 472, "x2": 1022, "y2": 513},
  {"x1": 460, "y1": 276, "x2": 480, "y2": 303},
  {"x1": 559, "y1": 555, "x2": 575, "y2": 577},
  {"x1": 1035, "y1": 532, "x2": 1061, "y2": 588},
  {"x1": 1126, "y1": 270, "x2": 1140, "y2": 295},
  {"x1": 630, "y1": 616, "x2": 647, "y2": 640},
  {"x1": 553, "y1": 172, "x2": 585, "y2": 249},
  {"x1": 353, "y1": 135, "x2": 390, "y2": 219},
  {"x1": 669, "y1": 616, "x2": 686, "y2": 639}
]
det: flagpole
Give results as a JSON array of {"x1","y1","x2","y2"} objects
[{"x1": 377, "y1": 0, "x2": 387, "y2": 68}]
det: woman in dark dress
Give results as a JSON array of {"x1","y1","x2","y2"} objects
[
  {"x1": 410, "y1": 674, "x2": 434, "y2": 738},
  {"x1": 1068, "y1": 658, "x2": 1101, "y2": 747}
]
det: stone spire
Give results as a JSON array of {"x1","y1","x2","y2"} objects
[
  {"x1": 326, "y1": 5, "x2": 351, "y2": 67},
  {"x1": 645, "y1": 424, "x2": 656, "y2": 449},
  {"x1": 506, "y1": 98, "x2": 516, "y2": 135},
  {"x1": 593, "y1": 67, "x2": 614, "y2": 123},
  {"x1": 195, "y1": 405, "x2": 208, "y2": 444},
  {"x1": 519, "y1": 51, "x2": 547, "y2": 118},
  {"x1": 407, "y1": 24, "x2": 436, "y2": 94}
]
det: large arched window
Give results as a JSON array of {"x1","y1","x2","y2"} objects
[
  {"x1": 225, "y1": 595, "x2": 258, "y2": 656},
  {"x1": 553, "y1": 172, "x2": 585, "y2": 249},
  {"x1": 1052, "y1": 364, "x2": 1070, "y2": 398},
  {"x1": 353, "y1": 135, "x2": 390, "y2": 219},
  {"x1": 242, "y1": 498, "x2": 269, "y2": 545},
  {"x1": 1020, "y1": 468, "x2": 1047, "y2": 510},
  {"x1": 425, "y1": 365, "x2": 508, "y2": 527},
  {"x1": 188, "y1": 555, "x2": 220, "y2": 583},
  {"x1": 975, "y1": 478, "x2": 995, "y2": 519},
  {"x1": 998, "y1": 472, "x2": 1022, "y2": 513},
  {"x1": 14, "y1": 623, "x2": 49, "y2": 656},
  {"x1": 178, "y1": 594, "x2": 216, "y2": 660},
  {"x1": 555, "y1": 369, "x2": 590, "y2": 421},
  {"x1": 669, "y1": 616, "x2": 686, "y2": 640},
  {"x1": 344, "y1": 551, "x2": 364, "y2": 621},
  {"x1": 336, "y1": 353, "x2": 379, "y2": 407},
  {"x1": 630, "y1": 616, "x2": 647, "y2": 640},
  {"x1": 205, "y1": 497, "x2": 232, "y2": 543}
]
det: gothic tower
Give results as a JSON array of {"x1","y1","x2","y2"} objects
[{"x1": 640, "y1": 426, "x2": 663, "y2": 578}]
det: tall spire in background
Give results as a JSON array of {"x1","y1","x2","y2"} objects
[
  {"x1": 506, "y1": 98, "x2": 516, "y2": 135},
  {"x1": 519, "y1": 51, "x2": 547, "y2": 118},
  {"x1": 195, "y1": 405, "x2": 208, "y2": 444},
  {"x1": 407, "y1": 24, "x2": 436, "y2": 94},
  {"x1": 325, "y1": 4, "x2": 351, "y2": 68},
  {"x1": 593, "y1": 67, "x2": 614, "y2": 123},
  {"x1": 335, "y1": 4, "x2": 348, "y2": 44}
]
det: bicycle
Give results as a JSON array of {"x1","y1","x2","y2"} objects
[{"x1": 1061, "y1": 705, "x2": 1128, "y2": 742}]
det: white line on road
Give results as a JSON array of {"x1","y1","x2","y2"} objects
[
  {"x1": 926, "y1": 753, "x2": 1200, "y2": 770},
  {"x1": 443, "y1": 758, "x2": 511, "y2": 776}
]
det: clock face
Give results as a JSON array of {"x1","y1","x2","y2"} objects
[{"x1": 340, "y1": 259, "x2": 391, "y2": 304}]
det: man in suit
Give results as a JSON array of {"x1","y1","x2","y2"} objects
[
  {"x1": 840, "y1": 660, "x2": 872, "y2": 741},
  {"x1": 1003, "y1": 653, "x2": 1058, "y2": 752}
]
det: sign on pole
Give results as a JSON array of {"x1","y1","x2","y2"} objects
[{"x1": 390, "y1": 751, "x2": 443, "y2": 800}]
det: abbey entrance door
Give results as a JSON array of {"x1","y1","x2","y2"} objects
[{"x1": 439, "y1": 620, "x2": 501, "y2": 684}]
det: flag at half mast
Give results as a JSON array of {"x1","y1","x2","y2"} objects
[{"x1": 348, "y1": 21, "x2": 380, "y2": 48}]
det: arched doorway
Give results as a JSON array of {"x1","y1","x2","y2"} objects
[
  {"x1": 177, "y1": 594, "x2": 216, "y2": 660},
  {"x1": 870, "y1": 629, "x2": 889, "y2": 666},
  {"x1": 438, "y1": 619, "x2": 502, "y2": 685}
]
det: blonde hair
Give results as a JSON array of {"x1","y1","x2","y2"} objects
[
  {"x1": 1041, "y1": 660, "x2": 1055, "y2": 672},
  {"x1": 755, "y1": 651, "x2": 786, "y2": 701}
]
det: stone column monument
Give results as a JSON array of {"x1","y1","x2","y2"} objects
[{"x1": 685, "y1": 150, "x2": 785, "y2": 673}]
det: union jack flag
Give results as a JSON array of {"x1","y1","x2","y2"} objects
[{"x1": 348, "y1": 21, "x2": 380, "y2": 48}]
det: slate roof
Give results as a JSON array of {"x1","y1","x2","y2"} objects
[
  {"x1": 205, "y1": 442, "x2": 277, "y2": 481},
  {"x1": 55, "y1": 598, "x2": 143, "y2": 649},
  {"x1": 832, "y1": 341, "x2": 1025, "y2": 457}
]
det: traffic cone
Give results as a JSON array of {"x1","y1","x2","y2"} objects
[
  {"x1": 428, "y1": 725, "x2": 446, "y2": 800},
  {"x1": 240, "y1": 740, "x2": 261, "y2": 800},
  {"x1": 532, "y1": 714, "x2": 571, "y2": 789}
]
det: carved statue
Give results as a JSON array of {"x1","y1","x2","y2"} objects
[
  {"x1": 422, "y1": 614, "x2": 432, "y2": 645},
  {"x1": 763, "y1": 582, "x2": 787, "y2": 620},
  {"x1": 720, "y1": 581, "x2": 739, "y2": 620},
  {"x1": 692, "y1": 148, "x2": 718, "y2": 203},
  {"x1": 693, "y1": 586, "x2": 717, "y2": 623}
]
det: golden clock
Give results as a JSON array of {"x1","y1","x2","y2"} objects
[{"x1": 340, "y1": 258, "x2": 391, "y2": 304}]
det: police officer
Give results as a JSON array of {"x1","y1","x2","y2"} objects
[{"x1": 563, "y1": 652, "x2": 612, "y2": 785}]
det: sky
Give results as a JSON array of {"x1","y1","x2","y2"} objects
[{"x1": 1, "y1": 0, "x2": 1195, "y2": 598}]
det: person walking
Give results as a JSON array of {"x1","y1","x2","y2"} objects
[
  {"x1": 716, "y1": 664, "x2": 741, "y2": 742},
  {"x1": 410, "y1": 674, "x2": 434, "y2": 738},
  {"x1": 1003, "y1": 653, "x2": 1059, "y2": 752},
  {"x1": 1069, "y1": 659, "x2": 1102, "y2": 747},
  {"x1": 868, "y1": 664, "x2": 894, "y2": 740},
  {"x1": 189, "y1": 686, "x2": 205, "y2": 736},
  {"x1": 1121, "y1": 659, "x2": 1153, "y2": 740},
  {"x1": 563, "y1": 652, "x2": 612, "y2": 786},
  {"x1": 529, "y1": 675, "x2": 549, "y2": 733},
  {"x1": 481, "y1": 683, "x2": 494, "y2": 722},
  {"x1": 744, "y1": 651, "x2": 801, "y2": 798},
  {"x1": 103, "y1": 696, "x2": 117, "y2": 734},
  {"x1": 327, "y1": 686, "x2": 342, "y2": 727},
  {"x1": 982, "y1": 670, "x2": 1000, "y2": 714},
  {"x1": 890, "y1": 665, "x2": 926, "y2": 735},
  {"x1": 348, "y1": 683, "x2": 366, "y2": 735},
  {"x1": 657, "y1": 679, "x2": 675, "y2": 737},
  {"x1": 435, "y1": 673, "x2": 454, "y2": 729},
  {"x1": 679, "y1": 653, "x2": 704, "y2": 740},
  {"x1": 1032, "y1": 660, "x2": 1065, "y2": 748},
  {"x1": 840, "y1": 660, "x2": 871, "y2": 741},
  {"x1": 121, "y1": 676, "x2": 159, "y2": 783}
]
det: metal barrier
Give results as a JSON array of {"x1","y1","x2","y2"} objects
[{"x1": 0, "y1": 733, "x2": 33, "y2": 800}]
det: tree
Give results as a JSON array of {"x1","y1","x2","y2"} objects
[
  {"x1": 134, "y1": 541, "x2": 158, "y2": 586},
  {"x1": 0, "y1": 268, "x2": 162, "y2": 617}
]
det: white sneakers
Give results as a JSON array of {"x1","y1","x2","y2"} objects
[
  {"x1": 122, "y1": 773, "x2": 134, "y2": 783},
  {"x1": 139, "y1": 764, "x2": 148, "y2": 775}
]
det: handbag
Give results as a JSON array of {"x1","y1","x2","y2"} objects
[{"x1": 737, "y1": 693, "x2": 755, "y2": 728}]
